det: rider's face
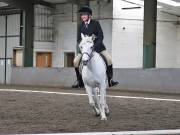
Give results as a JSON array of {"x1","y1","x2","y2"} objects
[{"x1": 80, "y1": 13, "x2": 90, "y2": 22}]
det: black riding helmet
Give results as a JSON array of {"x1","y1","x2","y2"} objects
[{"x1": 78, "y1": 6, "x2": 92, "y2": 15}]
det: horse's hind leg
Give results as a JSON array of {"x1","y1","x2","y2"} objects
[
  {"x1": 103, "y1": 92, "x2": 109, "y2": 115},
  {"x1": 93, "y1": 104, "x2": 100, "y2": 117},
  {"x1": 99, "y1": 85, "x2": 107, "y2": 121},
  {"x1": 92, "y1": 88, "x2": 100, "y2": 116},
  {"x1": 105, "y1": 103, "x2": 110, "y2": 116}
]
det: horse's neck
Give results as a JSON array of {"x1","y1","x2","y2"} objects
[
  {"x1": 84, "y1": 52, "x2": 105, "y2": 72},
  {"x1": 82, "y1": 52, "x2": 107, "y2": 86}
]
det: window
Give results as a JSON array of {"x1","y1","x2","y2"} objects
[
  {"x1": 64, "y1": 52, "x2": 75, "y2": 67},
  {"x1": 34, "y1": 5, "x2": 54, "y2": 42}
]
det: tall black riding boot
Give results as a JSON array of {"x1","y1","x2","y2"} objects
[
  {"x1": 107, "y1": 65, "x2": 119, "y2": 87},
  {"x1": 72, "y1": 68, "x2": 84, "y2": 88}
]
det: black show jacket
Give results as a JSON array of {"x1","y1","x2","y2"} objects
[{"x1": 77, "y1": 19, "x2": 106, "y2": 53}]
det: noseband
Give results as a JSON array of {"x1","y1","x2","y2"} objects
[{"x1": 82, "y1": 48, "x2": 94, "y2": 66}]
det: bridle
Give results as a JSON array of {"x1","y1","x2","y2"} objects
[{"x1": 82, "y1": 46, "x2": 94, "y2": 66}]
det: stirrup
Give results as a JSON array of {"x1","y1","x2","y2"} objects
[
  {"x1": 109, "y1": 79, "x2": 119, "y2": 87},
  {"x1": 72, "y1": 80, "x2": 84, "y2": 88}
]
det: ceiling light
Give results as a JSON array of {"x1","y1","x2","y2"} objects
[
  {"x1": 0, "y1": 2, "x2": 8, "y2": 7},
  {"x1": 124, "y1": 0, "x2": 144, "y2": 6},
  {"x1": 157, "y1": 5, "x2": 163, "y2": 8},
  {"x1": 124, "y1": 0, "x2": 162, "y2": 8},
  {"x1": 157, "y1": 0, "x2": 180, "y2": 6}
]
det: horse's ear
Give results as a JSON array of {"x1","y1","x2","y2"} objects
[
  {"x1": 81, "y1": 33, "x2": 85, "y2": 39},
  {"x1": 92, "y1": 34, "x2": 96, "y2": 41}
]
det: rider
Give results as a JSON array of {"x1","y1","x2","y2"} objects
[{"x1": 72, "y1": 6, "x2": 119, "y2": 88}]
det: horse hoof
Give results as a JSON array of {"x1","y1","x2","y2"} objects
[
  {"x1": 101, "y1": 117, "x2": 107, "y2": 121},
  {"x1": 106, "y1": 112, "x2": 110, "y2": 117},
  {"x1": 94, "y1": 109, "x2": 100, "y2": 117},
  {"x1": 95, "y1": 112, "x2": 100, "y2": 117}
]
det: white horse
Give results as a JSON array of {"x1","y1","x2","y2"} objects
[{"x1": 79, "y1": 33, "x2": 109, "y2": 120}]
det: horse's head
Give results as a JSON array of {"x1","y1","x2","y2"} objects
[{"x1": 79, "y1": 33, "x2": 96, "y2": 66}]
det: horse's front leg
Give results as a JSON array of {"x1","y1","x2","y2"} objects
[
  {"x1": 95, "y1": 87, "x2": 109, "y2": 115},
  {"x1": 99, "y1": 84, "x2": 107, "y2": 121},
  {"x1": 84, "y1": 85, "x2": 96, "y2": 110}
]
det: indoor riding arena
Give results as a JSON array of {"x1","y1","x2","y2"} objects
[{"x1": 1, "y1": 0, "x2": 180, "y2": 135}]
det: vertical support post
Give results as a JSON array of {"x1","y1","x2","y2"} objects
[
  {"x1": 20, "y1": 10, "x2": 23, "y2": 46},
  {"x1": 143, "y1": 0, "x2": 157, "y2": 68},
  {"x1": 4, "y1": 15, "x2": 7, "y2": 84},
  {"x1": 22, "y1": 5, "x2": 34, "y2": 67}
]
